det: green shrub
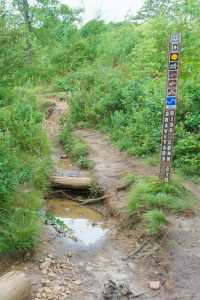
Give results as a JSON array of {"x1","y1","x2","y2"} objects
[{"x1": 0, "y1": 90, "x2": 51, "y2": 254}]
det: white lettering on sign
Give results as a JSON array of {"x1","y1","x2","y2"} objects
[
  {"x1": 171, "y1": 34, "x2": 181, "y2": 43},
  {"x1": 172, "y1": 43, "x2": 178, "y2": 51}
]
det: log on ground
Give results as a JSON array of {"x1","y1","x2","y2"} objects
[
  {"x1": 0, "y1": 271, "x2": 32, "y2": 300},
  {"x1": 52, "y1": 176, "x2": 91, "y2": 190}
]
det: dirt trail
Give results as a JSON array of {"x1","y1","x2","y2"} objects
[
  {"x1": 77, "y1": 128, "x2": 200, "y2": 300},
  {"x1": 1, "y1": 97, "x2": 200, "y2": 300},
  {"x1": 0, "y1": 98, "x2": 155, "y2": 300},
  {"x1": 77, "y1": 129, "x2": 158, "y2": 210}
]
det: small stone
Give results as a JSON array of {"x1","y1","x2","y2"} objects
[
  {"x1": 149, "y1": 281, "x2": 160, "y2": 290},
  {"x1": 61, "y1": 286, "x2": 65, "y2": 293},
  {"x1": 48, "y1": 272, "x2": 57, "y2": 280},
  {"x1": 42, "y1": 269, "x2": 48, "y2": 275},
  {"x1": 74, "y1": 280, "x2": 82, "y2": 286},
  {"x1": 48, "y1": 254, "x2": 54, "y2": 259},
  {"x1": 47, "y1": 294, "x2": 55, "y2": 300},
  {"x1": 53, "y1": 285, "x2": 61, "y2": 294},
  {"x1": 41, "y1": 292, "x2": 47, "y2": 298},
  {"x1": 40, "y1": 261, "x2": 50, "y2": 270},
  {"x1": 44, "y1": 287, "x2": 52, "y2": 293},
  {"x1": 36, "y1": 293, "x2": 41, "y2": 299},
  {"x1": 45, "y1": 257, "x2": 52, "y2": 263},
  {"x1": 45, "y1": 279, "x2": 51, "y2": 285},
  {"x1": 67, "y1": 251, "x2": 73, "y2": 257}
]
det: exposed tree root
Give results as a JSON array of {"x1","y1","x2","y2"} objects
[
  {"x1": 79, "y1": 193, "x2": 114, "y2": 205},
  {"x1": 79, "y1": 182, "x2": 131, "y2": 205},
  {"x1": 125, "y1": 240, "x2": 149, "y2": 260}
]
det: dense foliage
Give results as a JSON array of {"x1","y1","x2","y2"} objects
[
  {"x1": 0, "y1": 87, "x2": 51, "y2": 253},
  {"x1": 53, "y1": 0, "x2": 200, "y2": 177}
]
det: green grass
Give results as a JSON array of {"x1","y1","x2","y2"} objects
[
  {"x1": 144, "y1": 209, "x2": 169, "y2": 236},
  {"x1": 127, "y1": 176, "x2": 193, "y2": 236},
  {"x1": 59, "y1": 113, "x2": 93, "y2": 170},
  {"x1": 89, "y1": 179, "x2": 102, "y2": 197},
  {"x1": 77, "y1": 157, "x2": 94, "y2": 169}
]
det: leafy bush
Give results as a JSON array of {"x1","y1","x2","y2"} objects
[
  {"x1": 54, "y1": 3, "x2": 200, "y2": 178},
  {"x1": 0, "y1": 90, "x2": 51, "y2": 254}
]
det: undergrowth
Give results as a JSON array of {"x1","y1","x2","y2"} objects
[
  {"x1": 0, "y1": 86, "x2": 52, "y2": 254},
  {"x1": 59, "y1": 113, "x2": 93, "y2": 170},
  {"x1": 126, "y1": 175, "x2": 193, "y2": 237}
]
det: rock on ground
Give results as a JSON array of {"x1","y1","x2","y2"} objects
[{"x1": 0, "y1": 271, "x2": 32, "y2": 300}]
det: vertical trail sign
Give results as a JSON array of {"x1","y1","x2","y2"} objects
[{"x1": 159, "y1": 34, "x2": 181, "y2": 182}]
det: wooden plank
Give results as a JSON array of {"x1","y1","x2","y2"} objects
[{"x1": 52, "y1": 176, "x2": 91, "y2": 190}]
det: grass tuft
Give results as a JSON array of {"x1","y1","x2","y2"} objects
[
  {"x1": 127, "y1": 176, "x2": 194, "y2": 236},
  {"x1": 127, "y1": 177, "x2": 191, "y2": 214},
  {"x1": 59, "y1": 113, "x2": 93, "y2": 170},
  {"x1": 144, "y1": 209, "x2": 169, "y2": 236}
]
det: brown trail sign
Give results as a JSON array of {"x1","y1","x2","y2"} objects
[{"x1": 159, "y1": 34, "x2": 181, "y2": 182}]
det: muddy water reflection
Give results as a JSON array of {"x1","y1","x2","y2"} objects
[
  {"x1": 57, "y1": 160, "x2": 77, "y2": 170},
  {"x1": 48, "y1": 199, "x2": 107, "y2": 246}
]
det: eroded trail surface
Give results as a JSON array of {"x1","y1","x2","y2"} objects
[
  {"x1": 1, "y1": 98, "x2": 200, "y2": 300},
  {"x1": 0, "y1": 98, "x2": 153, "y2": 300},
  {"x1": 77, "y1": 128, "x2": 200, "y2": 300},
  {"x1": 77, "y1": 129, "x2": 158, "y2": 210}
]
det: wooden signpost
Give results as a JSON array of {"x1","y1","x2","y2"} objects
[{"x1": 159, "y1": 34, "x2": 181, "y2": 182}]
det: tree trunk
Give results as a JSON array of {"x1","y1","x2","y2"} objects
[
  {"x1": 16, "y1": 0, "x2": 33, "y2": 65},
  {"x1": 0, "y1": 271, "x2": 32, "y2": 300},
  {"x1": 52, "y1": 176, "x2": 91, "y2": 190}
]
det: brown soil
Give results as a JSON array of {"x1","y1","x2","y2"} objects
[{"x1": 77, "y1": 128, "x2": 200, "y2": 300}]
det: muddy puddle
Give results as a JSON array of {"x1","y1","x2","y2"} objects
[
  {"x1": 48, "y1": 198, "x2": 107, "y2": 247},
  {"x1": 57, "y1": 160, "x2": 77, "y2": 170},
  {"x1": 54, "y1": 160, "x2": 86, "y2": 178}
]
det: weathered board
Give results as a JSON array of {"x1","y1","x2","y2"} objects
[
  {"x1": 159, "y1": 34, "x2": 181, "y2": 182},
  {"x1": 52, "y1": 176, "x2": 91, "y2": 190}
]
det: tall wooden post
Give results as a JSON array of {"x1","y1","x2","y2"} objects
[{"x1": 159, "y1": 34, "x2": 181, "y2": 182}]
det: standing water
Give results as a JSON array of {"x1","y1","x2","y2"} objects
[{"x1": 48, "y1": 198, "x2": 107, "y2": 247}]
